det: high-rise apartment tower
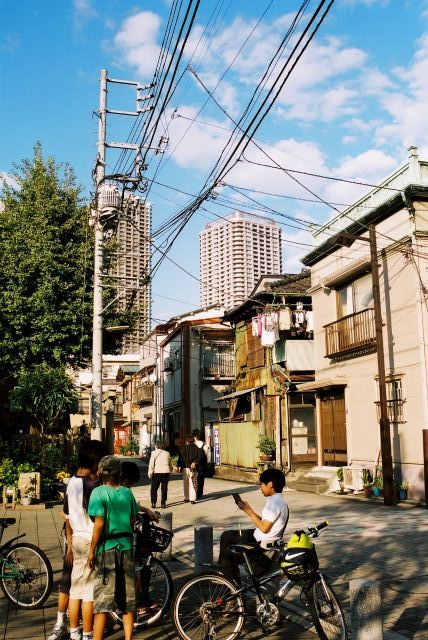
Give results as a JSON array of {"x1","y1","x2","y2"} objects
[
  {"x1": 200, "y1": 211, "x2": 282, "y2": 309},
  {"x1": 109, "y1": 195, "x2": 152, "y2": 353}
]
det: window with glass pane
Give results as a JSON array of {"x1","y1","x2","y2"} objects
[
  {"x1": 375, "y1": 378, "x2": 405, "y2": 423},
  {"x1": 353, "y1": 274, "x2": 373, "y2": 311}
]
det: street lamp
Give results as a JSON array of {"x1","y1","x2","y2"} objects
[{"x1": 327, "y1": 224, "x2": 394, "y2": 506}]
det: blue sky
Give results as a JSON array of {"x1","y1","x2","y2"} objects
[{"x1": 1, "y1": 0, "x2": 428, "y2": 322}]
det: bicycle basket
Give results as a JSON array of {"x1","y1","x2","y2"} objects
[
  {"x1": 134, "y1": 515, "x2": 173, "y2": 553},
  {"x1": 279, "y1": 532, "x2": 319, "y2": 581}
]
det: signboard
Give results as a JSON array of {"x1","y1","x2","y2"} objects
[{"x1": 214, "y1": 428, "x2": 220, "y2": 466}]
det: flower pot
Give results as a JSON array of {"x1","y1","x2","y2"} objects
[
  {"x1": 21, "y1": 496, "x2": 33, "y2": 506},
  {"x1": 399, "y1": 489, "x2": 407, "y2": 501},
  {"x1": 372, "y1": 486, "x2": 380, "y2": 497},
  {"x1": 259, "y1": 454, "x2": 274, "y2": 462},
  {"x1": 363, "y1": 485, "x2": 372, "y2": 498}
]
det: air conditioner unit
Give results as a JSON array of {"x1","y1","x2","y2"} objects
[
  {"x1": 343, "y1": 466, "x2": 368, "y2": 491},
  {"x1": 164, "y1": 356, "x2": 175, "y2": 372}
]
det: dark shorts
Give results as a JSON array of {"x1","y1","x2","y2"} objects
[{"x1": 93, "y1": 547, "x2": 136, "y2": 614}]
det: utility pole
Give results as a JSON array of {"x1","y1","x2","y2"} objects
[
  {"x1": 91, "y1": 68, "x2": 107, "y2": 441},
  {"x1": 369, "y1": 224, "x2": 394, "y2": 506},
  {"x1": 90, "y1": 69, "x2": 159, "y2": 443},
  {"x1": 329, "y1": 225, "x2": 394, "y2": 505}
]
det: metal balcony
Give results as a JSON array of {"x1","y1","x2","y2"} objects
[
  {"x1": 134, "y1": 384, "x2": 155, "y2": 405},
  {"x1": 324, "y1": 308, "x2": 376, "y2": 358},
  {"x1": 202, "y1": 352, "x2": 235, "y2": 379}
]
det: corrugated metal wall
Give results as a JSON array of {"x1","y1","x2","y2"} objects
[{"x1": 218, "y1": 421, "x2": 260, "y2": 468}]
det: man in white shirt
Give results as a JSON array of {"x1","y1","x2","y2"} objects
[{"x1": 218, "y1": 468, "x2": 288, "y2": 584}]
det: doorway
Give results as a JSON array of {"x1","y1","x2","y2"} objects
[{"x1": 319, "y1": 393, "x2": 347, "y2": 466}]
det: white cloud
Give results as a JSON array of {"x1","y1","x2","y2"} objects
[
  {"x1": 72, "y1": 0, "x2": 97, "y2": 29},
  {"x1": 323, "y1": 149, "x2": 398, "y2": 204},
  {"x1": 1, "y1": 172, "x2": 19, "y2": 189},
  {"x1": 166, "y1": 107, "x2": 231, "y2": 171},
  {"x1": 113, "y1": 12, "x2": 163, "y2": 77}
]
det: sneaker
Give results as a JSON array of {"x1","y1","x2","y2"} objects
[{"x1": 47, "y1": 624, "x2": 68, "y2": 640}]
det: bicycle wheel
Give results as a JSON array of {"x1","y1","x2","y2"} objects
[
  {"x1": 173, "y1": 573, "x2": 245, "y2": 640},
  {"x1": 110, "y1": 556, "x2": 173, "y2": 629},
  {"x1": 307, "y1": 575, "x2": 347, "y2": 640},
  {"x1": 0, "y1": 542, "x2": 53, "y2": 609}
]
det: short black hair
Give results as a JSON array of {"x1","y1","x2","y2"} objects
[
  {"x1": 77, "y1": 440, "x2": 108, "y2": 470},
  {"x1": 121, "y1": 461, "x2": 140, "y2": 484},
  {"x1": 259, "y1": 468, "x2": 286, "y2": 492}
]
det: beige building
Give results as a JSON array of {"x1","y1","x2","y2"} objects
[
  {"x1": 199, "y1": 211, "x2": 281, "y2": 309},
  {"x1": 301, "y1": 147, "x2": 428, "y2": 501}
]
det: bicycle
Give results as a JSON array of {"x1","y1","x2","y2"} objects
[
  {"x1": 173, "y1": 521, "x2": 347, "y2": 640},
  {"x1": 109, "y1": 511, "x2": 174, "y2": 630},
  {"x1": 0, "y1": 517, "x2": 53, "y2": 609}
]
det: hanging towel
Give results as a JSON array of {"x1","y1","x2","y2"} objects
[
  {"x1": 278, "y1": 308, "x2": 291, "y2": 331},
  {"x1": 251, "y1": 317, "x2": 259, "y2": 337},
  {"x1": 306, "y1": 310, "x2": 314, "y2": 332}
]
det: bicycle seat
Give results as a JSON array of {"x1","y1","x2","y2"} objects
[
  {"x1": 0, "y1": 518, "x2": 16, "y2": 527},
  {"x1": 229, "y1": 543, "x2": 261, "y2": 555}
]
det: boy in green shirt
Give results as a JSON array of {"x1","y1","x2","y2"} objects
[{"x1": 87, "y1": 456, "x2": 139, "y2": 640}]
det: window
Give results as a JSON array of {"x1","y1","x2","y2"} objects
[
  {"x1": 375, "y1": 377, "x2": 405, "y2": 423},
  {"x1": 337, "y1": 273, "x2": 373, "y2": 318}
]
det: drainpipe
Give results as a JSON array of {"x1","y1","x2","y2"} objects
[{"x1": 402, "y1": 189, "x2": 428, "y2": 429}]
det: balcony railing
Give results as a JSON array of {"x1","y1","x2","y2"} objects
[
  {"x1": 202, "y1": 352, "x2": 235, "y2": 379},
  {"x1": 324, "y1": 308, "x2": 376, "y2": 358},
  {"x1": 134, "y1": 384, "x2": 155, "y2": 405}
]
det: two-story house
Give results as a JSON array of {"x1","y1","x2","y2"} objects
[
  {"x1": 217, "y1": 272, "x2": 314, "y2": 477},
  {"x1": 160, "y1": 306, "x2": 234, "y2": 450},
  {"x1": 301, "y1": 146, "x2": 428, "y2": 501}
]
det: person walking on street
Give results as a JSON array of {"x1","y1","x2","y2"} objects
[
  {"x1": 192, "y1": 429, "x2": 208, "y2": 500},
  {"x1": 147, "y1": 441, "x2": 171, "y2": 508},
  {"x1": 177, "y1": 437, "x2": 204, "y2": 504}
]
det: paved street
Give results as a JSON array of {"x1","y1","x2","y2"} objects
[{"x1": 1, "y1": 469, "x2": 427, "y2": 639}]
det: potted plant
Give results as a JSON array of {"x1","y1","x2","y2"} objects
[
  {"x1": 399, "y1": 482, "x2": 409, "y2": 501},
  {"x1": 336, "y1": 467, "x2": 345, "y2": 493},
  {"x1": 170, "y1": 454, "x2": 179, "y2": 473},
  {"x1": 256, "y1": 434, "x2": 276, "y2": 461},
  {"x1": 372, "y1": 469, "x2": 383, "y2": 497},
  {"x1": 362, "y1": 469, "x2": 373, "y2": 497}
]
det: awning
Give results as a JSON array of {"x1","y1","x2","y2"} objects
[
  {"x1": 216, "y1": 385, "x2": 265, "y2": 401},
  {"x1": 296, "y1": 377, "x2": 347, "y2": 392}
]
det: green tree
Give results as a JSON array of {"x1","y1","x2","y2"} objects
[
  {"x1": 0, "y1": 143, "x2": 93, "y2": 371},
  {"x1": 9, "y1": 366, "x2": 78, "y2": 433}
]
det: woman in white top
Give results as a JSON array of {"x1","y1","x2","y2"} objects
[{"x1": 147, "y1": 441, "x2": 171, "y2": 508}]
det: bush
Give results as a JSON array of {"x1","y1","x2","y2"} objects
[
  {"x1": 0, "y1": 458, "x2": 35, "y2": 489},
  {"x1": 256, "y1": 434, "x2": 276, "y2": 456}
]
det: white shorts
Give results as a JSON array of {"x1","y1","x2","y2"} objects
[{"x1": 69, "y1": 537, "x2": 95, "y2": 602}]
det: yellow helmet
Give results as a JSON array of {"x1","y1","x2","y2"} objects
[{"x1": 286, "y1": 531, "x2": 313, "y2": 550}]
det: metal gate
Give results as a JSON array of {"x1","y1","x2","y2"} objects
[{"x1": 320, "y1": 395, "x2": 347, "y2": 466}]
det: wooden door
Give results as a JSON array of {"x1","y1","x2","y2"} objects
[{"x1": 320, "y1": 395, "x2": 347, "y2": 465}]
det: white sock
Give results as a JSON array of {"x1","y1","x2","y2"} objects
[{"x1": 56, "y1": 611, "x2": 67, "y2": 626}]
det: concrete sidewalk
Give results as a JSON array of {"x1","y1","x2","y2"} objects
[{"x1": 1, "y1": 472, "x2": 427, "y2": 639}]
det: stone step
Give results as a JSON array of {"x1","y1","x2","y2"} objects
[{"x1": 287, "y1": 480, "x2": 329, "y2": 494}]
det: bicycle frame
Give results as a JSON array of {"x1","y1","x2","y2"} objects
[
  {"x1": 0, "y1": 532, "x2": 27, "y2": 581},
  {"x1": 212, "y1": 551, "x2": 313, "y2": 621}
]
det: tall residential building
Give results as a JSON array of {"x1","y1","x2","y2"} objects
[
  {"x1": 109, "y1": 195, "x2": 152, "y2": 354},
  {"x1": 199, "y1": 211, "x2": 282, "y2": 309}
]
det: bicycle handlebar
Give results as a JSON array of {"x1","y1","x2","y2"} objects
[{"x1": 307, "y1": 521, "x2": 329, "y2": 538}]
